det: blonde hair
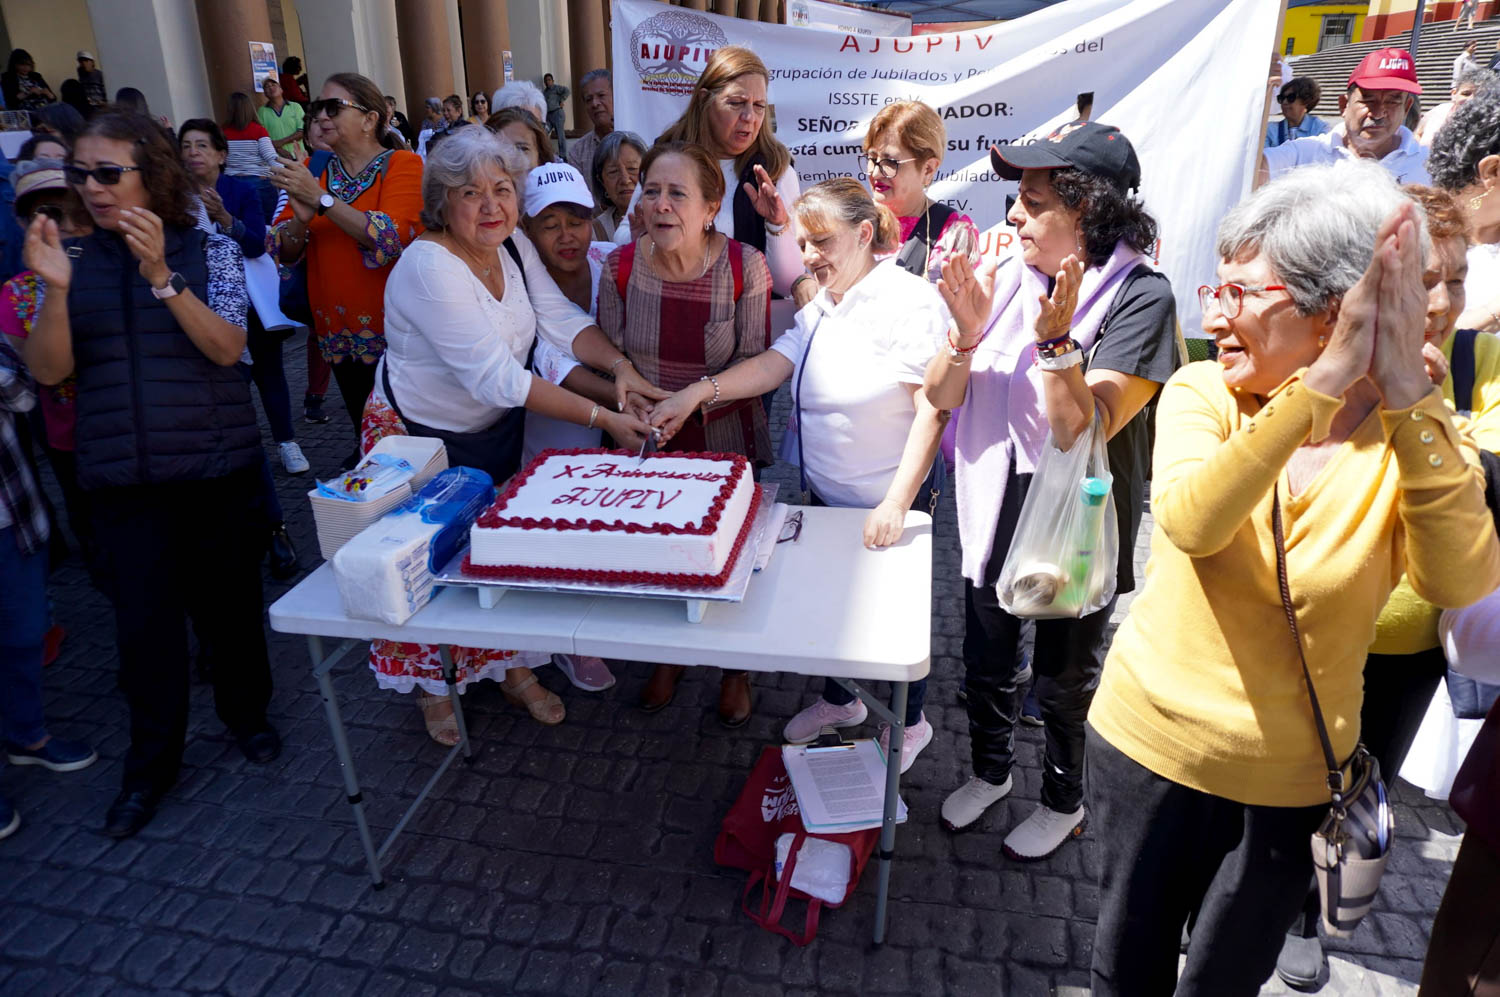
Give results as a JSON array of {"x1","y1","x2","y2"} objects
[
  {"x1": 863, "y1": 100, "x2": 946, "y2": 166},
  {"x1": 657, "y1": 46, "x2": 791, "y2": 182},
  {"x1": 793, "y1": 177, "x2": 900, "y2": 253}
]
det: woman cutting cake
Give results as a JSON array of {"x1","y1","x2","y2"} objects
[
  {"x1": 648, "y1": 177, "x2": 947, "y2": 768},
  {"x1": 359, "y1": 126, "x2": 653, "y2": 740}
]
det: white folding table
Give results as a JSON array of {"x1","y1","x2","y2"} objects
[{"x1": 268, "y1": 505, "x2": 932, "y2": 943}]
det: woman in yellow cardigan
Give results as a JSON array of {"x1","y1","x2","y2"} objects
[{"x1": 1085, "y1": 159, "x2": 1500, "y2": 994}]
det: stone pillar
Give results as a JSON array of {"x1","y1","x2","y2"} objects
[
  {"x1": 460, "y1": 0, "x2": 510, "y2": 99},
  {"x1": 679, "y1": 0, "x2": 708, "y2": 11},
  {"x1": 761, "y1": 0, "x2": 781, "y2": 23},
  {"x1": 395, "y1": 0, "x2": 456, "y2": 131},
  {"x1": 196, "y1": 0, "x2": 276, "y2": 117},
  {"x1": 711, "y1": 0, "x2": 737, "y2": 15},
  {"x1": 738, "y1": 0, "x2": 760, "y2": 20},
  {"x1": 566, "y1": 0, "x2": 607, "y2": 132}
]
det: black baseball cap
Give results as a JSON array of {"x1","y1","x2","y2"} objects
[{"x1": 989, "y1": 120, "x2": 1142, "y2": 191}]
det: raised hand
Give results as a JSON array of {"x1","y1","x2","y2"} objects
[
  {"x1": 23, "y1": 215, "x2": 71, "y2": 289},
  {"x1": 1305, "y1": 205, "x2": 1410, "y2": 398},
  {"x1": 741, "y1": 164, "x2": 788, "y2": 227},
  {"x1": 269, "y1": 155, "x2": 322, "y2": 207},
  {"x1": 1035, "y1": 254, "x2": 1085, "y2": 342},
  {"x1": 199, "y1": 185, "x2": 232, "y2": 229},
  {"x1": 117, "y1": 208, "x2": 169, "y2": 287},
  {"x1": 1369, "y1": 204, "x2": 1436, "y2": 409},
  {"x1": 937, "y1": 254, "x2": 998, "y2": 342}
]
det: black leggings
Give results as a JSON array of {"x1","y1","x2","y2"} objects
[
  {"x1": 245, "y1": 317, "x2": 294, "y2": 444},
  {"x1": 331, "y1": 359, "x2": 379, "y2": 435}
]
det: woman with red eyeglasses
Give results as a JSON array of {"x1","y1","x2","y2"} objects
[
  {"x1": 1081, "y1": 159, "x2": 1500, "y2": 991},
  {"x1": 269, "y1": 72, "x2": 424, "y2": 456}
]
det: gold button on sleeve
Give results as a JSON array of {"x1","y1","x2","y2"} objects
[
  {"x1": 1411, "y1": 409, "x2": 1425, "y2": 421},
  {"x1": 1428, "y1": 453, "x2": 1443, "y2": 467},
  {"x1": 1419, "y1": 430, "x2": 1435, "y2": 444}
]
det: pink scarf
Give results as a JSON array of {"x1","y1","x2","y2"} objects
[{"x1": 955, "y1": 241, "x2": 1151, "y2": 583}]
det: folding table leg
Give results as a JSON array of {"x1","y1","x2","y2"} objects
[
  {"x1": 310, "y1": 635, "x2": 385, "y2": 889},
  {"x1": 440, "y1": 644, "x2": 475, "y2": 763},
  {"x1": 873, "y1": 680, "x2": 908, "y2": 944}
]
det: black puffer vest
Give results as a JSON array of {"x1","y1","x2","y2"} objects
[{"x1": 67, "y1": 226, "x2": 260, "y2": 490}]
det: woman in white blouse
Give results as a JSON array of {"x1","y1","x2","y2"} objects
[
  {"x1": 360, "y1": 127, "x2": 654, "y2": 740},
  {"x1": 650, "y1": 177, "x2": 948, "y2": 772}
]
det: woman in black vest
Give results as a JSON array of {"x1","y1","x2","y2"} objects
[
  {"x1": 623, "y1": 46, "x2": 814, "y2": 309},
  {"x1": 20, "y1": 112, "x2": 279, "y2": 840}
]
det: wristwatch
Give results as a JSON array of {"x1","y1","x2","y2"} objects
[
  {"x1": 149, "y1": 272, "x2": 187, "y2": 300},
  {"x1": 316, "y1": 192, "x2": 336, "y2": 216}
]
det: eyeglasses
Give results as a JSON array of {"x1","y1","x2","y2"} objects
[
  {"x1": 859, "y1": 154, "x2": 916, "y2": 179},
  {"x1": 64, "y1": 163, "x2": 141, "y2": 186},
  {"x1": 308, "y1": 97, "x2": 371, "y2": 120},
  {"x1": 1276, "y1": 94, "x2": 1297, "y2": 103},
  {"x1": 1198, "y1": 282, "x2": 1291, "y2": 318},
  {"x1": 777, "y1": 509, "x2": 804, "y2": 544}
]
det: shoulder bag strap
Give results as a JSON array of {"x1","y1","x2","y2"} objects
[
  {"x1": 1452, "y1": 328, "x2": 1478, "y2": 416},
  {"x1": 615, "y1": 241, "x2": 635, "y2": 304},
  {"x1": 501, "y1": 237, "x2": 528, "y2": 293},
  {"x1": 1272, "y1": 489, "x2": 1347, "y2": 801},
  {"x1": 728, "y1": 237, "x2": 743, "y2": 302}
]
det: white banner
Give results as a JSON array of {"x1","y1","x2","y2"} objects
[
  {"x1": 610, "y1": 0, "x2": 1280, "y2": 336},
  {"x1": 786, "y1": 0, "x2": 911, "y2": 36}
]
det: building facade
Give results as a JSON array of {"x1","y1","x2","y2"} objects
[
  {"x1": 1362, "y1": 0, "x2": 1498, "y2": 40},
  {"x1": 1282, "y1": 0, "x2": 1369, "y2": 56}
]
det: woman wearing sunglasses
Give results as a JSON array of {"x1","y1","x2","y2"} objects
[
  {"x1": 269, "y1": 72, "x2": 424, "y2": 453},
  {"x1": 1265, "y1": 77, "x2": 1329, "y2": 148},
  {"x1": 19, "y1": 111, "x2": 280, "y2": 840},
  {"x1": 1081, "y1": 160, "x2": 1500, "y2": 991}
]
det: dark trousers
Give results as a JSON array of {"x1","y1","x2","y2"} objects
[
  {"x1": 961, "y1": 466, "x2": 1113, "y2": 813},
  {"x1": 1421, "y1": 831, "x2": 1500, "y2": 997},
  {"x1": 1362, "y1": 647, "x2": 1448, "y2": 779},
  {"x1": 331, "y1": 358, "x2": 379, "y2": 434},
  {"x1": 88, "y1": 469, "x2": 273, "y2": 794},
  {"x1": 0, "y1": 526, "x2": 50, "y2": 749},
  {"x1": 246, "y1": 317, "x2": 295, "y2": 444},
  {"x1": 306, "y1": 332, "x2": 331, "y2": 397},
  {"x1": 236, "y1": 363, "x2": 286, "y2": 527},
  {"x1": 1087, "y1": 726, "x2": 1327, "y2": 996}
]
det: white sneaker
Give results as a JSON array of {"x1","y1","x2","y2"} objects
[
  {"x1": 1002, "y1": 803, "x2": 1085, "y2": 861},
  {"x1": 877, "y1": 715, "x2": 934, "y2": 774},
  {"x1": 941, "y1": 775, "x2": 1012, "y2": 832},
  {"x1": 552, "y1": 653, "x2": 615, "y2": 691},
  {"x1": 783, "y1": 697, "x2": 867, "y2": 744},
  {"x1": 279, "y1": 441, "x2": 310, "y2": 475}
]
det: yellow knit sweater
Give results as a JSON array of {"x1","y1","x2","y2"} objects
[
  {"x1": 1369, "y1": 331, "x2": 1500, "y2": 654},
  {"x1": 1089, "y1": 362, "x2": 1500, "y2": 807}
]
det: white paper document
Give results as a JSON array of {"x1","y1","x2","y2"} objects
[{"x1": 781, "y1": 740, "x2": 908, "y2": 833}]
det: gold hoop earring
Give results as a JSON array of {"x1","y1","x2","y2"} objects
[{"x1": 1471, "y1": 188, "x2": 1491, "y2": 211}]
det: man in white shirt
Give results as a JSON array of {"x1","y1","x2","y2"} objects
[{"x1": 1259, "y1": 48, "x2": 1428, "y2": 186}]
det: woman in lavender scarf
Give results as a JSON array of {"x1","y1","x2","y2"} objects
[{"x1": 923, "y1": 122, "x2": 1180, "y2": 860}]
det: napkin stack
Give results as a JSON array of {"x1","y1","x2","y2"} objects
[{"x1": 308, "y1": 438, "x2": 449, "y2": 560}]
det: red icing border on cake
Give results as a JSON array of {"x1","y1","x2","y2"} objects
[
  {"x1": 462, "y1": 484, "x2": 762, "y2": 590},
  {"x1": 474, "y1": 448, "x2": 750, "y2": 537}
]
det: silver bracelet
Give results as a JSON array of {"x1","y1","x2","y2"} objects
[
  {"x1": 765, "y1": 219, "x2": 787, "y2": 237},
  {"x1": 586, "y1": 403, "x2": 600, "y2": 429},
  {"x1": 699, "y1": 374, "x2": 721, "y2": 406},
  {"x1": 610, "y1": 356, "x2": 633, "y2": 374},
  {"x1": 1035, "y1": 349, "x2": 1086, "y2": 372}
]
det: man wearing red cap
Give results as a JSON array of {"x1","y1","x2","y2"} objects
[{"x1": 1260, "y1": 47, "x2": 1428, "y2": 186}]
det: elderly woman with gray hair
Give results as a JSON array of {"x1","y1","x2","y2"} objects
[
  {"x1": 358, "y1": 126, "x2": 655, "y2": 740},
  {"x1": 591, "y1": 130, "x2": 645, "y2": 241},
  {"x1": 1083, "y1": 158, "x2": 1500, "y2": 992}
]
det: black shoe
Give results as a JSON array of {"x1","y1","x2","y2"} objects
[
  {"x1": 237, "y1": 726, "x2": 282, "y2": 764},
  {"x1": 103, "y1": 787, "x2": 161, "y2": 839},
  {"x1": 1275, "y1": 927, "x2": 1326, "y2": 991},
  {"x1": 268, "y1": 524, "x2": 298, "y2": 581},
  {"x1": 303, "y1": 394, "x2": 330, "y2": 424}
]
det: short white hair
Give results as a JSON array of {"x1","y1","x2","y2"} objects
[
  {"x1": 492, "y1": 81, "x2": 547, "y2": 123},
  {"x1": 1216, "y1": 159, "x2": 1427, "y2": 314},
  {"x1": 420, "y1": 126, "x2": 529, "y2": 230}
]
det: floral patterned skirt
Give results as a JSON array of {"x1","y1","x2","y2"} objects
[{"x1": 360, "y1": 386, "x2": 544, "y2": 695}]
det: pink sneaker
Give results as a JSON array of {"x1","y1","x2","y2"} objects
[
  {"x1": 878, "y1": 715, "x2": 934, "y2": 774},
  {"x1": 783, "y1": 697, "x2": 868, "y2": 744},
  {"x1": 552, "y1": 654, "x2": 616, "y2": 691}
]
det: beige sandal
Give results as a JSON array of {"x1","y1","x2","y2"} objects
[
  {"x1": 416, "y1": 690, "x2": 460, "y2": 746},
  {"x1": 500, "y1": 670, "x2": 565, "y2": 726}
]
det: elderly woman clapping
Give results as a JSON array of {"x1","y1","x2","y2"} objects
[
  {"x1": 1084, "y1": 159, "x2": 1500, "y2": 993},
  {"x1": 358, "y1": 126, "x2": 654, "y2": 740}
]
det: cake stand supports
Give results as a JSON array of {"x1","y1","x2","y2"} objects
[
  {"x1": 477, "y1": 587, "x2": 505, "y2": 610},
  {"x1": 685, "y1": 599, "x2": 707, "y2": 623}
]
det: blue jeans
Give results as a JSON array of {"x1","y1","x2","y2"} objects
[{"x1": 0, "y1": 525, "x2": 50, "y2": 748}]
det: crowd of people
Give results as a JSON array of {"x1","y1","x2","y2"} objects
[{"x1": 1, "y1": 34, "x2": 1499, "y2": 996}]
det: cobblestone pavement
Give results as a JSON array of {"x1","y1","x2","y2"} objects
[{"x1": 0, "y1": 331, "x2": 1461, "y2": 995}]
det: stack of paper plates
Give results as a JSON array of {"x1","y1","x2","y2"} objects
[{"x1": 307, "y1": 437, "x2": 450, "y2": 560}]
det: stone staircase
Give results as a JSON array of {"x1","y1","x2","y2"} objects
[{"x1": 1286, "y1": 18, "x2": 1500, "y2": 112}]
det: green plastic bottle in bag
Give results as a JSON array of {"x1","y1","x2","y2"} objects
[{"x1": 1063, "y1": 477, "x2": 1111, "y2": 610}]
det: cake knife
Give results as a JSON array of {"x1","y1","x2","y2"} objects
[{"x1": 637, "y1": 429, "x2": 658, "y2": 465}]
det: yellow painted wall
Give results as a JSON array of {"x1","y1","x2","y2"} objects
[
  {"x1": 0, "y1": 0, "x2": 100, "y2": 100},
  {"x1": 1282, "y1": 3, "x2": 1368, "y2": 56}
]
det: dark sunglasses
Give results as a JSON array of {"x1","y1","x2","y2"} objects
[
  {"x1": 308, "y1": 97, "x2": 371, "y2": 120},
  {"x1": 1277, "y1": 94, "x2": 1298, "y2": 103},
  {"x1": 65, "y1": 163, "x2": 142, "y2": 186}
]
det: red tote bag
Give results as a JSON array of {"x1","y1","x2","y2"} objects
[{"x1": 714, "y1": 745, "x2": 879, "y2": 945}]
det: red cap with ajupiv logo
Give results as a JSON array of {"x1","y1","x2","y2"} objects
[{"x1": 1348, "y1": 47, "x2": 1421, "y2": 95}]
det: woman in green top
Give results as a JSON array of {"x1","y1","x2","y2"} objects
[{"x1": 256, "y1": 75, "x2": 305, "y2": 160}]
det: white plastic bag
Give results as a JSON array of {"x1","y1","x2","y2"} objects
[
  {"x1": 996, "y1": 412, "x2": 1118, "y2": 619},
  {"x1": 773, "y1": 833, "x2": 851, "y2": 905}
]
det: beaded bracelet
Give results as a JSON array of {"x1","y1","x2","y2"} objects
[
  {"x1": 947, "y1": 328, "x2": 982, "y2": 356},
  {"x1": 700, "y1": 374, "x2": 721, "y2": 407},
  {"x1": 1035, "y1": 330, "x2": 1073, "y2": 351}
]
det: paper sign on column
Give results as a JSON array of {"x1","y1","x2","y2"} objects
[{"x1": 781, "y1": 741, "x2": 907, "y2": 834}]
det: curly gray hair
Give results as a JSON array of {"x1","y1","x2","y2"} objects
[
  {"x1": 1429, "y1": 83, "x2": 1500, "y2": 192},
  {"x1": 1215, "y1": 159, "x2": 1426, "y2": 316},
  {"x1": 420, "y1": 126, "x2": 529, "y2": 231}
]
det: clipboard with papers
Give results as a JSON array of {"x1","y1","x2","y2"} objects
[{"x1": 781, "y1": 740, "x2": 908, "y2": 834}]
